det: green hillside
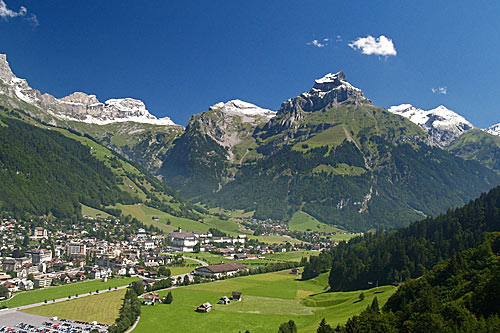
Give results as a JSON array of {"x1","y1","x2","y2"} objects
[
  {"x1": 333, "y1": 233, "x2": 500, "y2": 332},
  {"x1": 448, "y1": 128, "x2": 500, "y2": 172},
  {"x1": 0, "y1": 113, "x2": 136, "y2": 218},
  {"x1": 301, "y1": 184, "x2": 500, "y2": 291},
  {"x1": 0, "y1": 106, "x2": 206, "y2": 222},
  {"x1": 161, "y1": 95, "x2": 500, "y2": 232}
]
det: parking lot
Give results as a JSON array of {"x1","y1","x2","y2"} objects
[{"x1": 0, "y1": 311, "x2": 107, "y2": 332}]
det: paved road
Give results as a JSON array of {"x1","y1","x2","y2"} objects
[{"x1": 182, "y1": 256, "x2": 208, "y2": 266}]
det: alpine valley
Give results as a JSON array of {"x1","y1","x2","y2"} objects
[{"x1": 1, "y1": 54, "x2": 500, "y2": 232}]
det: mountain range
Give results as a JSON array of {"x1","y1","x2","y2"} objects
[{"x1": 1, "y1": 53, "x2": 500, "y2": 231}]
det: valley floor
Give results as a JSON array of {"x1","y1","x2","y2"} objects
[{"x1": 135, "y1": 269, "x2": 396, "y2": 332}]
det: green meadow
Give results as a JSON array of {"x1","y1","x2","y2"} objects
[
  {"x1": 0, "y1": 276, "x2": 139, "y2": 308},
  {"x1": 289, "y1": 211, "x2": 360, "y2": 242},
  {"x1": 23, "y1": 289, "x2": 126, "y2": 325},
  {"x1": 134, "y1": 270, "x2": 396, "y2": 332}
]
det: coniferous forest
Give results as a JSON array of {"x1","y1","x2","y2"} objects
[
  {"x1": 327, "y1": 233, "x2": 500, "y2": 332},
  {"x1": 302, "y1": 185, "x2": 500, "y2": 291},
  {"x1": 0, "y1": 116, "x2": 136, "y2": 218}
]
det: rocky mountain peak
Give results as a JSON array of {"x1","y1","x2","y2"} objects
[
  {"x1": 278, "y1": 71, "x2": 369, "y2": 115},
  {"x1": 0, "y1": 53, "x2": 178, "y2": 126},
  {"x1": 0, "y1": 54, "x2": 16, "y2": 84},
  {"x1": 60, "y1": 92, "x2": 100, "y2": 106},
  {"x1": 388, "y1": 104, "x2": 474, "y2": 147}
]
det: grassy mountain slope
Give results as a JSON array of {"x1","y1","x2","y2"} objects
[
  {"x1": 177, "y1": 102, "x2": 500, "y2": 231},
  {"x1": 447, "y1": 128, "x2": 500, "y2": 173},
  {"x1": 0, "y1": 106, "x2": 204, "y2": 223}
]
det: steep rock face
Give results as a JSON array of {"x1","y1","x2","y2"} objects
[
  {"x1": 0, "y1": 53, "x2": 183, "y2": 174},
  {"x1": 388, "y1": 104, "x2": 473, "y2": 147},
  {"x1": 195, "y1": 99, "x2": 275, "y2": 152},
  {"x1": 297, "y1": 71, "x2": 369, "y2": 111},
  {"x1": 160, "y1": 99, "x2": 275, "y2": 197},
  {"x1": 258, "y1": 72, "x2": 370, "y2": 142},
  {"x1": 486, "y1": 123, "x2": 500, "y2": 137},
  {"x1": 0, "y1": 54, "x2": 177, "y2": 126}
]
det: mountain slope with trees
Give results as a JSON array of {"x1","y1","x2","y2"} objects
[
  {"x1": 161, "y1": 72, "x2": 500, "y2": 231},
  {"x1": 0, "y1": 112, "x2": 136, "y2": 218},
  {"x1": 330, "y1": 233, "x2": 500, "y2": 332},
  {"x1": 301, "y1": 184, "x2": 500, "y2": 291}
]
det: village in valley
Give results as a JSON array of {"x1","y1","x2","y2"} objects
[{"x1": 0, "y1": 209, "x2": 358, "y2": 322}]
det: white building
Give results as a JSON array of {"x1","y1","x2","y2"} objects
[
  {"x1": 194, "y1": 262, "x2": 247, "y2": 279},
  {"x1": 168, "y1": 229, "x2": 198, "y2": 252}
]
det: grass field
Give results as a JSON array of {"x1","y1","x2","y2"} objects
[
  {"x1": 22, "y1": 289, "x2": 126, "y2": 325},
  {"x1": 264, "y1": 250, "x2": 319, "y2": 262},
  {"x1": 248, "y1": 234, "x2": 305, "y2": 245},
  {"x1": 0, "y1": 277, "x2": 139, "y2": 308},
  {"x1": 181, "y1": 252, "x2": 228, "y2": 265},
  {"x1": 289, "y1": 211, "x2": 360, "y2": 242},
  {"x1": 81, "y1": 204, "x2": 111, "y2": 218},
  {"x1": 134, "y1": 270, "x2": 397, "y2": 332},
  {"x1": 114, "y1": 204, "x2": 242, "y2": 237}
]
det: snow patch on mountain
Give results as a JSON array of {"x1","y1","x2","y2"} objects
[
  {"x1": 209, "y1": 99, "x2": 276, "y2": 119},
  {"x1": 485, "y1": 123, "x2": 500, "y2": 137},
  {"x1": 388, "y1": 104, "x2": 474, "y2": 147}
]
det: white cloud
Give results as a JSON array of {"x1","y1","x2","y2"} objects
[
  {"x1": 349, "y1": 35, "x2": 397, "y2": 56},
  {"x1": 432, "y1": 87, "x2": 448, "y2": 95},
  {"x1": 0, "y1": 0, "x2": 38, "y2": 26},
  {"x1": 307, "y1": 38, "x2": 329, "y2": 48}
]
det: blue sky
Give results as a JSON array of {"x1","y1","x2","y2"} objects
[{"x1": 1, "y1": 1, "x2": 499, "y2": 127}]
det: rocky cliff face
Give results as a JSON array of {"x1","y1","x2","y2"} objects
[
  {"x1": 259, "y1": 72, "x2": 370, "y2": 136},
  {"x1": 0, "y1": 54, "x2": 177, "y2": 126},
  {"x1": 388, "y1": 104, "x2": 474, "y2": 148},
  {"x1": 187, "y1": 99, "x2": 275, "y2": 156}
]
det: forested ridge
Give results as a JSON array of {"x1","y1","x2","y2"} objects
[
  {"x1": 207, "y1": 137, "x2": 500, "y2": 231},
  {"x1": 328, "y1": 233, "x2": 500, "y2": 332},
  {"x1": 302, "y1": 185, "x2": 500, "y2": 291},
  {"x1": 0, "y1": 115, "x2": 136, "y2": 218}
]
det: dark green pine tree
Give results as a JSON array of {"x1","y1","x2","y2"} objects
[
  {"x1": 165, "y1": 291, "x2": 173, "y2": 304},
  {"x1": 317, "y1": 318, "x2": 333, "y2": 333},
  {"x1": 278, "y1": 320, "x2": 297, "y2": 333},
  {"x1": 370, "y1": 296, "x2": 380, "y2": 313}
]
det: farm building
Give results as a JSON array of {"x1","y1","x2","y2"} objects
[
  {"x1": 196, "y1": 302, "x2": 212, "y2": 312},
  {"x1": 144, "y1": 292, "x2": 161, "y2": 305},
  {"x1": 218, "y1": 296, "x2": 231, "y2": 305},
  {"x1": 232, "y1": 291, "x2": 242, "y2": 301},
  {"x1": 194, "y1": 262, "x2": 247, "y2": 278}
]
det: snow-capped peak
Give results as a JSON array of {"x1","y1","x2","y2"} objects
[
  {"x1": 210, "y1": 99, "x2": 276, "y2": 118},
  {"x1": 314, "y1": 72, "x2": 345, "y2": 84},
  {"x1": 313, "y1": 71, "x2": 362, "y2": 92},
  {"x1": 388, "y1": 103, "x2": 474, "y2": 147},
  {"x1": 0, "y1": 54, "x2": 178, "y2": 126},
  {"x1": 485, "y1": 123, "x2": 500, "y2": 137}
]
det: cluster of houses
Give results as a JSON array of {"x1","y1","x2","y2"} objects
[
  {"x1": 167, "y1": 228, "x2": 247, "y2": 252},
  {"x1": 0, "y1": 223, "x2": 167, "y2": 295},
  {"x1": 196, "y1": 291, "x2": 243, "y2": 313},
  {"x1": 167, "y1": 227, "x2": 311, "y2": 255}
]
